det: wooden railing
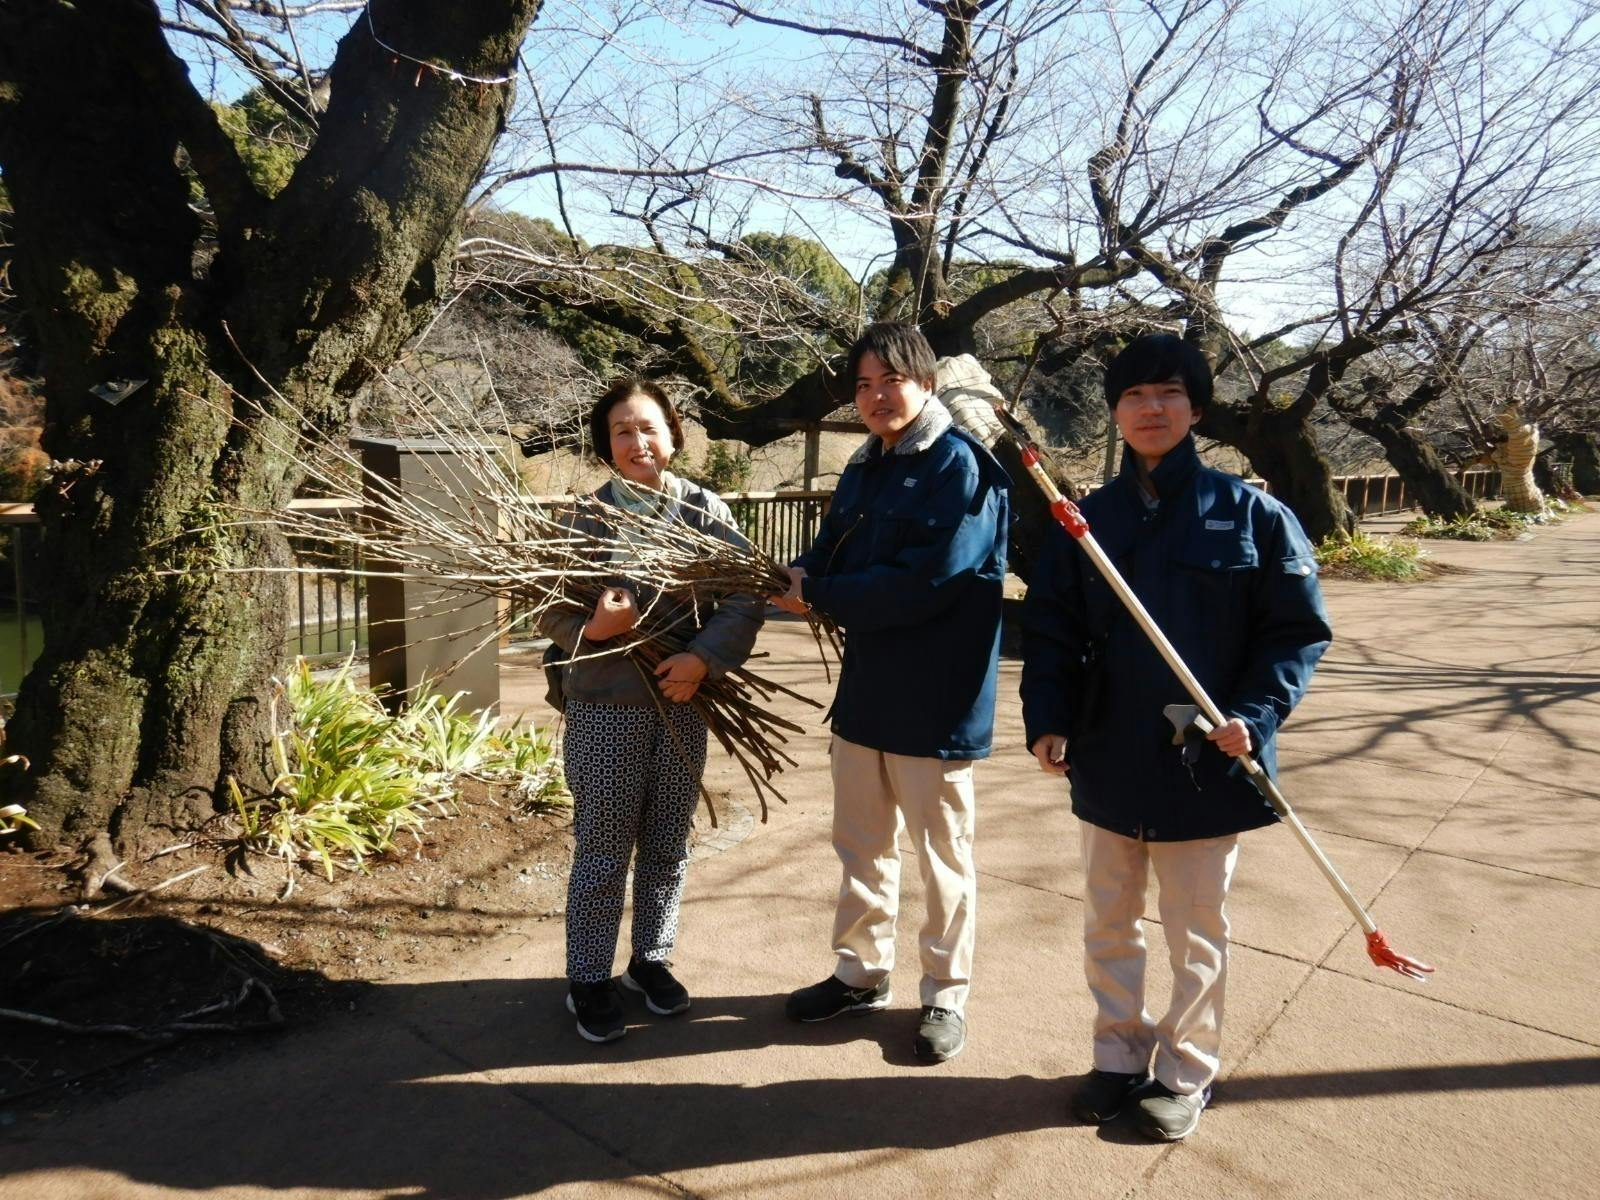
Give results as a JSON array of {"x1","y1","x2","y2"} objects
[
  {"x1": 0, "y1": 469, "x2": 1506, "y2": 695},
  {"x1": 1325, "y1": 468, "x2": 1501, "y2": 518}
]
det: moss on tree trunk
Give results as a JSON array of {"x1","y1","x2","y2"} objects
[{"x1": 0, "y1": 0, "x2": 540, "y2": 851}]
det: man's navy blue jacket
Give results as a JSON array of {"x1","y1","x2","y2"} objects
[
  {"x1": 1019, "y1": 435, "x2": 1332, "y2": 841},
  {"x1": 796, "y1": 419, "x2": 1010, "y2": 760}
]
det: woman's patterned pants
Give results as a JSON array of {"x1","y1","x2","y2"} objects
[{"x1": 562, "y1": 699, "x2": 709, "y2": 983}]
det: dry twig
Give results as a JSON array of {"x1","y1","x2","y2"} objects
[{"x1": 185, "y1": 371, "x2": 839, "y2": 818}]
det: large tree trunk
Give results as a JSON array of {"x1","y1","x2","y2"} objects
[
  {"x1": 1346, "y1": 408, "x2": 1477, "y2": 520},
  {"x1": 699, "y1": 366, "x2": 841, "y2": 444},
  {"x1": 0, "y1": 0, "x2": 538, "y2": 850},
  {"x1": 1200, "y1": 404, "x2": 1354, "y2": 542},
  {"x1": 1548, "y1": 431, "x2": 1600, "y2": 494}
]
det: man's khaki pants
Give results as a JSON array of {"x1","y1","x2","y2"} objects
[
  {"x1": 829, "y1": 735, "x2": 977, "y2": 1011},
  {"x1": 1080, "y1": 820, "x2": 1240, "y2": 1096}
]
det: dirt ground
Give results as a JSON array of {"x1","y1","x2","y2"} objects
[{"x1": 0, "y1": 779, "x2": 589, "y2": 1111}]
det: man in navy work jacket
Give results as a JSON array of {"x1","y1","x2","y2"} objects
[
  {"x1": 1020, "y1": 333, "x2": 1331, "y2": 1141},
  {"x1": 771, "y1": 322, "x2": 1010, "y2": 1064}
]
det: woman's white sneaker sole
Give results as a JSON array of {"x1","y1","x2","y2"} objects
[
  {"x1": 565, "y1": 992, "x2": 626, "y2": 1042},
  {"x1": 620, "y1": 969, "x2": 691, "y2": 1016}
]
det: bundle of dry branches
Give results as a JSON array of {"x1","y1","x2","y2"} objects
[{"x1": 205, "y1": 373, "x2": 838, "y2": 822}]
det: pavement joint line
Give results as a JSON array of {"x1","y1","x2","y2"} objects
[
  {"x1": 970, "y1": 865, "x2": 1335, "y2": 971},
  {"x1": 1284, "y1": 748, "x2": 1499, "y2": 786},
  {"x1": 1405, "y1": 846, "x2": 1600, "y2": 892},
  {"x1": 1295, "y1": 710, "x2": 1543, "y2": 736},
  {"x1": 398, "y1": 1017, "x2": 705, "y2": 1199},
  {"x1": 971, "y1": 864, "x2": 1082, "y2": 901},
  {"x1": 1315, "y1": 960, "x2": 1600, "y2": 1051},
  {"x1": 1436, "y1": 774, "x2": 1600, "y2": 805},
  {"x1": 1346, "y1": 588, "x2": 1600, "y2": 946},
  {"x1": 1157, "y1": 931, "x2": 1355, "y2": 1192},
  {"x1": 1295, "y1": 821, "x2": 1427, "y2": 853}
]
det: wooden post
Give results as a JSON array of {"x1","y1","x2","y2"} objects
[
  {"x1": 803, "y1": 424, "x2": 821, "y2": 491},
  {"x1": 352, "y1": 436, "x2": 500, "y2": 715}
]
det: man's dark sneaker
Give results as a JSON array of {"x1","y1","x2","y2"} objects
[
  {"x1": 784, "y1": 974, "x2": 891, "y2": 1022},
  {"x1": 913, "y1": 1006, "x2": 966, "y2": 1063},
  {"x1": 621, "y1": 957, "x2": 691, "y2": 1016},
  {"x1": 1134, "y1": 1080, "x2": 1213, "y2": 1141},
  {"x1": 565, "y1": 979, "x2": 626, "y2": 1043},
  {"x1": 1069, "y1": 1069, "x2": 1151, "y2": 1124}
]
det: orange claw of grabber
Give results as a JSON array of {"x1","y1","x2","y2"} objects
[{"x1": 1366, "y1": 930, "x2": 1434, "y2": 981}]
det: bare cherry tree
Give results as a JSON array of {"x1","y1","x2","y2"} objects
[{"x1": 1, "y1": 0, "x2": 540, "y2": 849}]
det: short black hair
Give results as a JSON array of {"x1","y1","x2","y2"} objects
[
  {"x1": 844, "y1": 322, "x2": 938, "y2": 392},
  {"x1": 1104, "y1": 334, "x2": 1213, "y2": 415},
  {"x1": 587, "y1": 378, "x2": 684, "y2": 465}
]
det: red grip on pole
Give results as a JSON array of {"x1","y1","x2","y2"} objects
[
  {"x1": 1018, "y1": 439, "x2": 1089, "y2": 537},
  {"x1": 1052, "y1": 497, "x2": 1089, "y2": 539}
]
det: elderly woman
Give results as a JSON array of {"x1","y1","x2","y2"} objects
[{"x1": 538, "y1": 378, "x2": 763, "y2": 1044}]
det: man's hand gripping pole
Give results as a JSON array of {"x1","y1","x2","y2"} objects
[{"x1": 994, "y1": 405, "x2": 1432, "y2": 981}]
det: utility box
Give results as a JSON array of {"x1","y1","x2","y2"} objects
[{"x1": 351, "y1": 436, "x2": 499, "y2": 715}]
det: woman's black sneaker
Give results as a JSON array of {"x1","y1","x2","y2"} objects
[
  {"x1": 566, "y1": 979, "x2": 627, "y2": 1043},
  {"x1": 620, "y1": 957, "x2": 691, "y2": 1015},
  {"x1": 1070, "y1": 1069, "x2": 1151, "y2": 1123}
]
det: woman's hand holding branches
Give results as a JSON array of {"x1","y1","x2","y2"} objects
[
  {"x1": 654, "y1": 651, "x2": 709, "y2": 703},
  {"x1": 584, "y1": 587, "x2": 639, "y2": 641}
]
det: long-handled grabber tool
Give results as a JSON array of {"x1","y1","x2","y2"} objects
[{"x1": 991, "y1": 405, "x2": 1433, "y2": 981}]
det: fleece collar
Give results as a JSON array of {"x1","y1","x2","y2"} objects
[{"x1": 847, "y1": 395, "x2": 953, "y2": 466}]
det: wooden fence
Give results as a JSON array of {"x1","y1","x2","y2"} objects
[{"x1": 0, "y1": 468, "x2": 1507, "y2": 694}]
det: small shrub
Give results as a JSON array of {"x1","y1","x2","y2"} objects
[
  {"x1": 0, "y1": 754, "x2": 34, "y2": 836},
  {"x1": 396, "y1": 690, "x2": 501, "y2": 777},
  {"x1": 1402, "y1": 506, "x2": 1561, "y2": 541},
  {"x1": 682, "y1": 442, "x2": 753, "y2": 494},
  {"x1": 1315, "y1": 530, "x2": 1427, "y2": 581},
  {"x1": 478, "y1": 716, "x2": 568, "y2": 811},
  {"x1": 0, "y1": 802, "x2": 36, "y2": 837},
  {"x1": 230, "y1": 658, "x2": 567, "y2": 878}
]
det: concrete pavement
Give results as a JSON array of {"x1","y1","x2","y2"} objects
[{"x1": 3, "y1": 512, "x2": 1598, "y2": 1199}]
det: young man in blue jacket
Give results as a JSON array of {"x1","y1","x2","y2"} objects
[
  {"x1": 1020, "y1": 334, "x2": 1331, "y2": 1140},
  {"x1": 771, "y1": 323, "x2": 1010, "y2": 1063}
]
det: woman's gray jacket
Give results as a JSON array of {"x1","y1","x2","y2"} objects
[{"x1": 536, "y1": 480, "x2": 764, "y2": 708}]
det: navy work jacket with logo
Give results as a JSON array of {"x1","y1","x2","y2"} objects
[
  {"x1": 1019, "y1": 435, "x2": 1332, "y2": 841},
  {"x1": 796, "y1": 428, "x2": 1010, "y2": 760}
]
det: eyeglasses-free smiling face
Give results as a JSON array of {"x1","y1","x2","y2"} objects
[
  {"x1": 607, "y1": 393, "x2": 676, "y2": 487},
  {"x1": 1114, "y1": 376, "x2": 1201, "y2": 467},
  {"x1": 854, "y1": 350, "x2": 932, "y2": 449}
]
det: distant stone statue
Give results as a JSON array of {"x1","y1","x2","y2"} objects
[{"x1": 1492, "y1": 408, "x2": 1544, "y2": 513}]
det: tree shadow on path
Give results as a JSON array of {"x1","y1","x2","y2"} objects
[
  {"x1": 0, "y1": 976, "x2": 1066, "y2": 1198},
  {"x1": 4, "y1": 976, "x2": 1597, "y2": 1197}
]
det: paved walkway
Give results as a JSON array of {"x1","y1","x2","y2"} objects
[{"x1": 4, "y1": 513, "x2": 1598, "y2": 1199}]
